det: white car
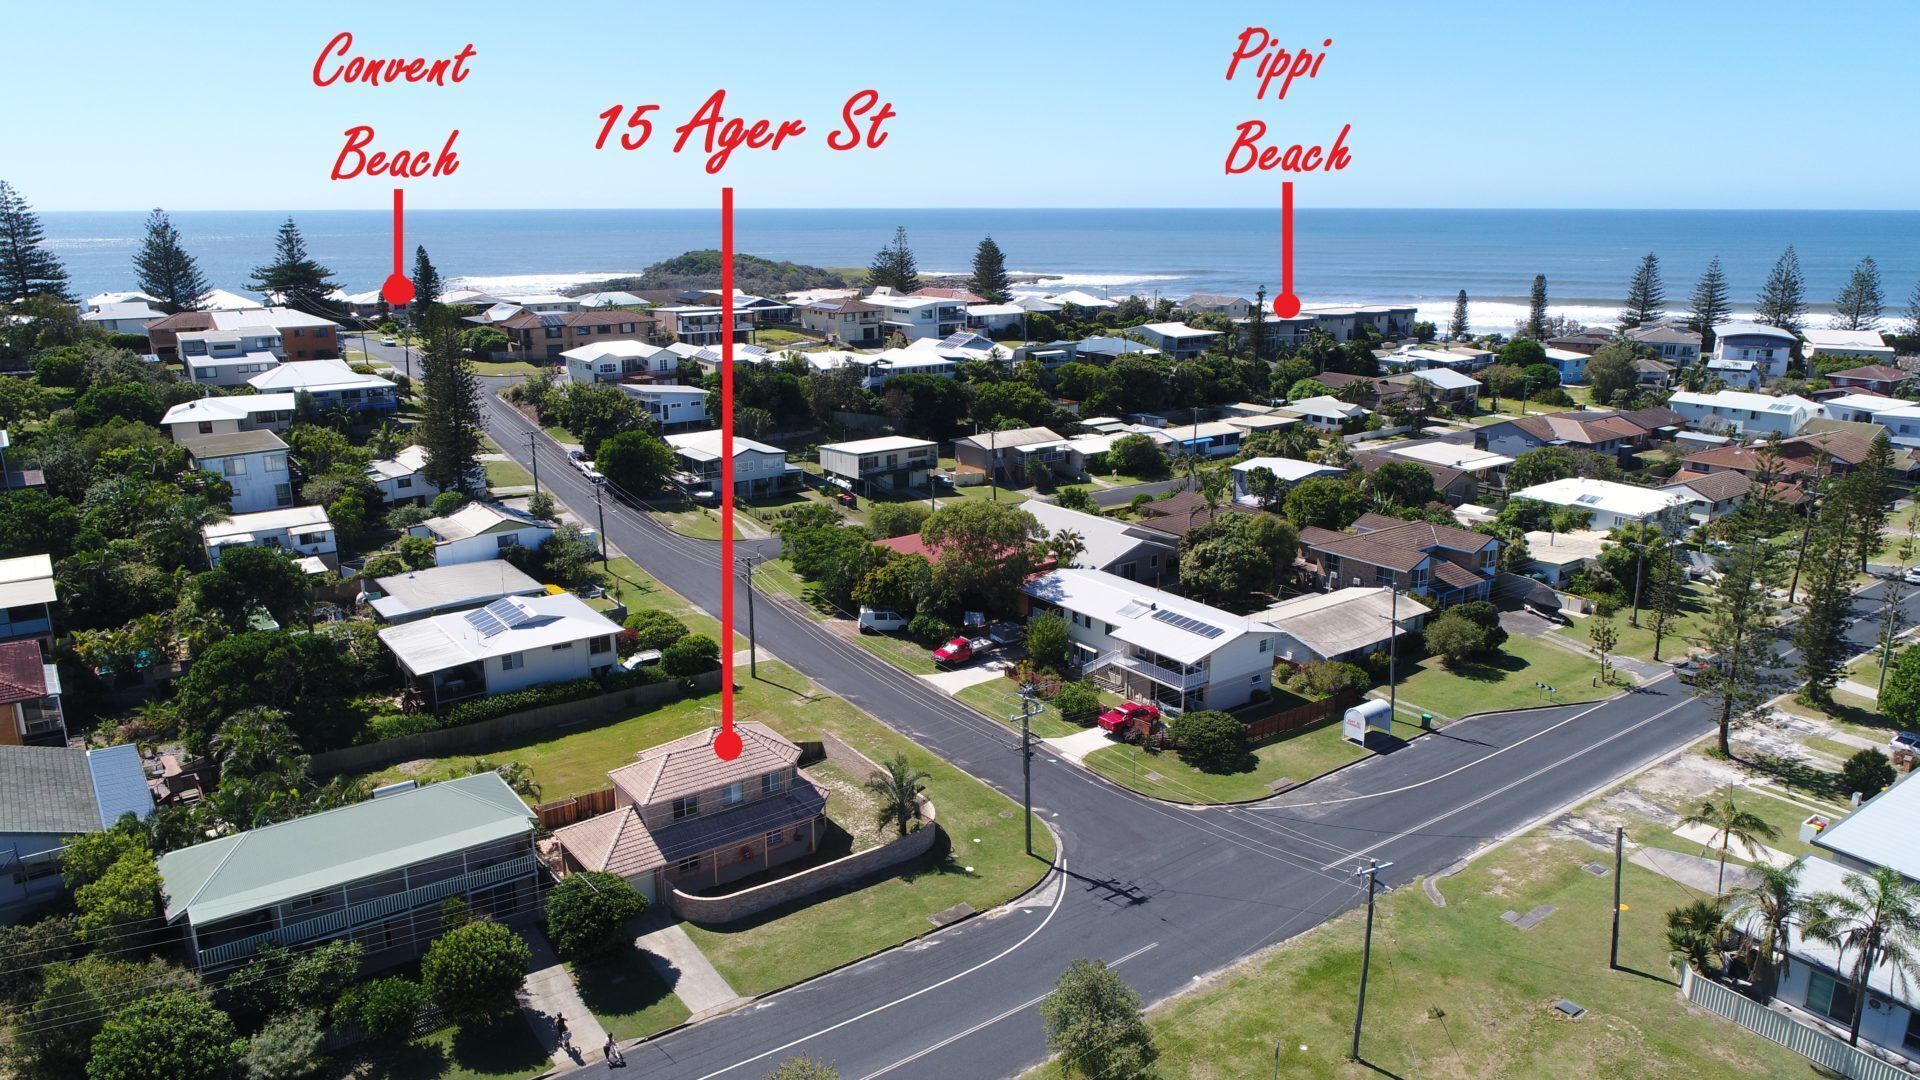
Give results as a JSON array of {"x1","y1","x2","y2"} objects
[
  {"x1": 380, "y1": 337, "x2": 397, "y2": 347},
  {"x1": 1902, "y1": 567, "x2": 1920, "y2": 586},
  {"x1": 577, "y1": 460, "x2": 606, "y2": 485}
]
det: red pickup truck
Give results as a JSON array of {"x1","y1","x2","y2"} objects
[
  {"x1": 932, "y1": 636, "x2": 987, "y2": 666},
  {"x1": 1097, "y1": 702, "x2": 1162, "y2": 742}
]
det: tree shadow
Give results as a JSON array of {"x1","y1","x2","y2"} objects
[
  {"x1": 573, "y1": 948, "x2": 680, "y2": 1028},
  {"x1": 1737, "y1": 752, "x2": 1841, "y2": 801}
]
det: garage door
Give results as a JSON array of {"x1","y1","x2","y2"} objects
[{"x1": 625, "y1": 870, "x2": 656, "y2": 904}]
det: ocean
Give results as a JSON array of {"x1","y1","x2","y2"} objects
[{"x1": 40, "y1": 208, "x2": 1920, "y2": 334}]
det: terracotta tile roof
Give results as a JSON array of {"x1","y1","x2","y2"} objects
[
  {"x1": 552, "y1": 806, "x2": 663, "y2": 877},
  {"x1": 495, "y1": 309, "x2": 652, "y2": 331},
  {"x1": 553, "y1": 777, "x2": 829, "y2": 876},
  {"x1": 0, "y1": 641, "x2": 46, "y2": 705},
  {"x1": 609, "y1": 723, "x2": 800, "y2": 807},
  {"x1": 1828, "y1": 365, "x2": 1907, "y2": 382},
  {"x1": 1504, "y1": 412, "x2": 1648, "y2": 446},
  {"x1": 1666, "y1": 470, "x2": 1751, "y2": 503},
  {"x1": 1431, "y1": 559, "x2": 1487, "y2": 591}
]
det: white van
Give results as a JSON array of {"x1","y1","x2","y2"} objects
[{"x1": 856, "y1": 606, "x2": 909, "y2": 633}]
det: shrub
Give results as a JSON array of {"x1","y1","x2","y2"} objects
[
  {"x1": 421, "y1": 920, "x2": 532, "y2": 1028},
  {"x1": 1026, "y1": 612, "x2": 1069, "y2": 673},
  {"x1": 89, "y1": 991, "x2": 245, "y2": 1080},
  {"x1": 356, "y1": 977, "x2": 429, "y2": 1042},
  {"x1": 431, "y1": 491, "x2": 470, "y2": 516},
  {"x1": 545, "y1": 871, "x2": 649, "y2": 961},
  {"x1": 1423, "y1": 611, "x2": 1490, "y2": 663},
  {"x1": 1593, "y1": 594, "x2": 1621, "y2": 618},
  {"x1": 624, "y1": 609, "x2": 690, "y2": 651},
  {"x1": 907, "y1": 613, "x2": 955, "y2": 646},
  {"x1": 1053, "y1": 681, "x2": 1103, "y2": 727},
  {"x1": 661, "y1": 633, "x2": 720, "y2": 678},
  {"x1": 1840, "y1": 748, "x2": 1896, "y2": 799},
  {"x1": 1170, "y1": 709, "x2": 1246, "y2": 772},
  {"x1": 243, "y1": 1011, "x2": 326, "y2": 1080}
]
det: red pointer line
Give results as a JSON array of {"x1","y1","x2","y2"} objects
[
  {"x1": 1273, "y1": 181, "x2": 1301, "y2": 319},
  {"x1": 381, "y1": 188, "x2": 415, "y2": 308},
  {"x1": 715, "y1": 187, "x2": 742, "y2": 761},
  {"x1": 393, "y1": 188, "x2": 404, "y2": 277}
]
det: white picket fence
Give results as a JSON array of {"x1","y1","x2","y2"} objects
[{"x1": 1682, "y1": 967, "x2": 1917, "y2": 1080}]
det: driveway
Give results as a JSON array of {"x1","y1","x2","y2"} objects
[
  {"x1": 920, "y1": 661, "x2": 1012, "y2": 694},
  {"x1": 1043, "y1": 727, "x2": 1116, "y2": 765}
]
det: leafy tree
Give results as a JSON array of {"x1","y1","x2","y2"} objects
[
  {"x1": 357, "y1": 977, "x2": 430, "y2": 1042},
  {"x1": 1496, "y1": 338, "x2": 1546, "y2": 369},
  {"x1": 1755, "y1": 245, "x2": 1808, "y2": 337},
  {"x1": 1053, "y1": 486, "x2": 1098, "y2": 514},
  {"x1": 74, "y1": 847, "x2": 160, "y2": 943},
  {"x1": 1525, "y1": 274, "x2": 1548, "y2": 339},
  {"x1": 1105, "y1": 433, "x2": 1168, "y2": 478},
  {"x1": 173, "y1": 631, "x2": 357, "y2": 753},
  {"x1": 785, "y1": 520, "x2": 888, "y2": 608},
  {"x1": 62, "y1": 817, "x2": 149, "y2": 890},
  {"x1": 1178, "y1": 528, "x2": 1274, "y2": 610},
  {"x1": 1425, "y1": 611, "x2": 1490, "y2": 664},
  {"x1": 1682, "y1": 792, "x2": 1779, "y2": 895},
  {"x1": 852, "y1": 552, "x2": 931, "y2": 616},
  {"x1": 1283, "y1": 475, "x2": 1362, "y2": 530},
  {"x1": 247, "y1": 217, "x2": 339, "y2": 316},
  {"x1": 597, "y1": 428, "x2": 676, "y2": 494},
  {"x1": 1025, "y1": 611, "x2": 1069, "y2": 672},
  {"x1": 1448, "y1": 289, "x2": 1470, "y2": 340},
  {"x1": 89, "y1": 992, "x2": 242, "y2": 1080},
  {"x1": 413, "y1": 309, "x2": 484, "y2": 495},
  {"x1": 1618, "y1": 252, "x2": 1665, "y2": 328},
  {"x1": 968, "y1": 236, "x2": 1011, "y2": 303},
  {"x1": 1170, "y1": 709, "x2": 1246, "y2": 772},
  {"x1": 1506, "y1": 445, "x2": 1579, "y2": 491},
  {"x1": 1839, "y1": 748, "x2": 1896, "y2": 800},
  {"x1": 920, "y1": 501, "x2": 1043, "y2": 612},
  {"x1": 1693, "y1": 535, "x2": 1783, "y2": 756},
  {"x1": 879, "y1": 373, "x2": 969, "y2": 440},
  {"x1": 1793, "y1": 499, "x2": 1858, "y2": 708},
  {"x1": 624, "y1": 609, "x2": 690, "y2": 651},
  {"x1": 765, "y1": 1057, "x2": 840, "y2": 1080},
  {"x1": 0, "y1": 179, "x2": 71, "y2": 302},
  {"x1": 1841, "y1": 434, "x2": 1897, "y2": 572},
  {"x1": 865, "y1": 226, "x2": 921, "y2": 293},
  {"x1": 1587, "y1": 616, "x2": 1618, "y2": 681},
  {"x1": 1369, "y1": 461, "x2": 1435, "y2": 509},
  {"x1": 1686, "y1": 255, "x2": 1733, "y2": 353},
  {"x1": 204, "y1": 545, "x2": 314, "y2": 629},
  {"x1": 459, "y1": 325, "x2": 508, "y2": 357},
  {"x1": 410, "y1": 245, "x2": 443, "y2": 325},
  {"x1": 243, "y1": 1010, "x2": 327, "y2": 1080},
  {"x1": 865, "y1": 752, "x2": 931, "y2": 836},
  {"x1": 545, "y1": 871, "x2": 649, "y2": 961},
  {"x1": 1807, "y1": 866, "x2": 1920, "y2": 1046},
  {"x1": 133, "y1": 208, "x2": 208, "y2": 313},
  {"x1": 1586, "y1": 341, "x2": 1640, "y2": 404},
  {"x1": 971, "y1": 381, "x2": 1053, "y2": 429},
  {"x1": 559, "y1": 382, "x2": 646, "y2": 457},
  {"x1": 865, "y1": 502, "x2": 930, "y2": 540},
  {"x1": 1831, "y1": 256, "x2": 1884, "y2": 331},
  {"x1": 660, "y1": 633, "x2": 719, "y2": 677},
  {"x1": 421, "y1": 919, "x2": 533, "y2": 1028},
  {"x1": 1665, "y1": 899, "x2": 1727, "y2": 975},
  {"x1": 0, "y1": 915, "x2": 80, "y2": 1008},
  {"x1": 1038, "y1": 958, "x2": 1160, "y2": 1079},
  {"x1": 1882, "y1": 643, "x2": 1920, "y2": 728}
]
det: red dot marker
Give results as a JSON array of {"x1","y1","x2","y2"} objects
[
  {"x1": 1273, "y1": 292, "x2": 1301, "y2": 318},
  {"x1": 714, "y1": 727, "x2": 742, "y2": 761},
  {"x1": 381, "y1": 187, "x2": 415, "y2": 307}
]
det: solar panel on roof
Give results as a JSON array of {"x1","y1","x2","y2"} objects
[
  {"x1": 484, "y1": 597, "x2": 534, "y2": 627},
  {"x1": 463, "y1": 607, "x2": 508, "y2": 638},
  {"x1": 1151, "y1": 608, "x2": 1224, "y2": 638}
]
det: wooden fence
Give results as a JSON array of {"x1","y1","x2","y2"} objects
[
  {"x1": 1682, "y1": 967, "x2": 1917, "y2": 1080},
  {"x1": 535, "y1": 787, "x2": 616, "y2": 830},
  {"x1": 1241, "y1": 689, "x2": 1358, "y2": 745}
]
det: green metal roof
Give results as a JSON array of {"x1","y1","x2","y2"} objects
[{"x1": 158, "y1": 772, "x2": 534, "y2": 926}]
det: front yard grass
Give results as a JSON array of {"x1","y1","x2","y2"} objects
[
  {"x1": 570, "y1": 949, "x2": 691, "y2": 1041},
  {"x1": 1392, "y1": 633, "x2": 1612, "y2": 719},
  {"x1": 1025, "y1": 832, "x2": 1823, "y2": 1080},
  {"x1": 954, "y1": 678, "x2": 1085, "y2": 740},
  {"x1": 1594, "y1": 582, "x2": 1714, "y2": 663},
  {"x1": 469, "y1": 359, "x2": 548, "y2": 378},
  {"x1": 1080, "y1": 718, "x2": 1366, "y2": 803},
  {"x1": 484, "y1": 458, "x2": 534, "y2": 489},
  {"x1": 337, "y1": 1019, "x2": 552, "y2": 1080}
]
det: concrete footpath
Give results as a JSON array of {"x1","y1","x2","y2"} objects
[{"x1": 516, "y1": 928, "x2": 607, "y2": 1070}]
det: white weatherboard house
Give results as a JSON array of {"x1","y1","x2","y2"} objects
[
  {"x1": 1667, "y1": 390, "x2": 1820, "y2": 438},
  {"x1": 1127, "y1": 322, "x2": 1223, "y2": 359},
  {"x1": 663, "y1": 430, "x2": 802, "y2": 498},
  {"x1": 1711, "y1": 322, "x2": 1798, "y2": 378},
  {"x1": 162, "y1": 394, "x2": 297, "y2": 442},
  {"x1": 409, "y1": 502, "x2": 556, "y2": 566},
  {"x1": 623, "y1": 384, "x2": 709, "y2": 429},
  {"x1": 368, "y1": 560, "x2": 546, "y2": 624},
  {"x1": 178, "y1": 329, "x2": 283, "y2": 386},
  {"x1": 202, "y1": 506, "x2": 337, "y2": 567},
  {"x1": 180, "y1": 430, "x2": 293, "y2": 513},
  {"x1": 817, "y1": 436, "x2": 938, "y2": 493},
  {"x1": 0, "y1": 554, "x2": 56, "y2": 646},
  {"x1": 1231, "y1": 457, "x2": 1343, "y2": 505},
  {"x1": 1021, "y1": 501, "x2": 1176, "y2": 583},
  {"x1": 1277, "y1": 395, "x2": 1370, "y2": 431},
  {"x1": 1819, "y1": 393, "x2": 1907, "y2": 425},
  {"x1": 1801, "y1": 328, "x2": 1895, "y2": 362},
  {"x1": 79, "y1": 301, "x2": 165, "y2": 334},
  {"x1": 1022, "y1": 568, "x2": 1273, "y2": 713},
  {"x1": 248, "y1": 359, "x2": 397, "y2": 414},
  {"x1": 1508, "y1": 477, "x2": 1688, "y2": 531},
  {"x1": 562, "y1": 340, "x2": 677, "y2": 385},
  {"x1": 862, "y1": 290, "x2": 967, "y2": 341},
  {"x1": 379, "y1": 594, "x2": 621, "y2": 710},
  {"x1": 364, "y1": 445, "x2": 439, "y2": 505}
]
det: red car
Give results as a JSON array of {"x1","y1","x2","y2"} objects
[
  {"x1": 932, "y1": 636, "x2": 987, "y2": 666},
  {"x1": 1097, "y1": 702, "x2": 1161, "y2": 741}
]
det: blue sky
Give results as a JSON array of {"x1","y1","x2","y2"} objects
[{"x1": 10, "y1": 1, "x2": 1915, "y2": 211}]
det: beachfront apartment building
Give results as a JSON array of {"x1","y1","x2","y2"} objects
[
  {"x1": 1711, "y1": 322, "x2": 1798, "y2": 378},
  {"x1": 158, "y1": 772, "x2": 539, "y2": 972},
  {"x1": 379, "y1": 594, "x2": 620, "y2": 711},
  {"x1": 202, "y1": 506, "x2": 337, "y2": 568},
  {"x1": 562, "y1": 340, "x2": 680, "y2": 385},
  {"x1": 552, "y1": 723, "x2": 828, "y2": 904},
  {"x1": 484, "y1": 309, "x2": 655, "y2": 360},
  {"x1": 1509, "y1": 477, "x2": 1689, "y2": 531},
  {"x1": 623, "y1": 384, "x2": 709, "y2": 430},
  {"x1": 799, "y1": 297, "x2": 885, "y2": 345},
  {"x1": 817, "y1": 436, "x2": 938, "y2": 494},
  {"x1": 409, "y1": 502, "x2": 556, "y2": 566},
  {"x1": 1668, "y1": 390, "x2": 1820, "y2": 438},
  {"x1": 146, "y1": 306, "x2": 340, "y2": 362},
  {"x1": 663, "y1": 430, "x2": 802, "y2": 499},
  {"x1": 1128, "y1": 322, "x2": 1223, "y2": 360},
  {"x1": 1022, "y1": 568, "x2": 1273, "y2": 714},
  {"x1": 0, "y1": 555, "x2": 56, "y2": 651},
  {"x1": 863, "y1": 289, "x2": 967, "y2": 341},
  {"x1": 162, "y1": 395, "x2": 298, "y2": 442},
  {"x1": 1, "y1": 744, "x2": 150, "y2": 914},
  {"x1": 248, "y1": 359, "x2": 397, "y2": 415},
  {"x1": 181, "y1": 430, "x2": 293, "y2": 514}
]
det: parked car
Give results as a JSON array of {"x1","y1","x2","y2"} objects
[
  {"x1": 1097, "y1": 702, "x2": 1161, "y2": 742},
  {"x1": 857, "y1": 607, "x2": 909, "y2": 634},
  {"x1": 578, "y1": 460, "x2": 605, "y2": 485},
  {"x1": 380, "y1": 337, "x2": 397, "y2": 347},
  {"x1": 1903, "y1": 567, "x2": 1920, "y2": 586},
  {"x1": 1890, "y1": 731, "x2": 1920, "y2": 755},
  {"x1": 933, "y1": 636, "x2": 991, "y2": 666}
]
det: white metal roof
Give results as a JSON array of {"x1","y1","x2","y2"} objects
[
  {"x1": 1801, "y1": 328, "x2": 1888, "y2": 349},
  {"x1": 379, "y1": 593, "x2": 621, "y2": 673},
  {"x1": 818, "y1": 435, "x2": 936, "y2": 454},
  {"x1": 1232, "y1": 457, "x2": 1344, "y2": 483},
  {"x1": 208, "y1": 306, "x2": 338, "y2": 331},
  {"x1": 1509, "y1": 477, "x2": 1686, "y2": 518},
  {"x1": 0, "y1": 554, "x2": 55, "y2": 610},
  {"x1": 162, "y1": 394, "x2": 298, "y2": 426},
  {"x1": 1022, "y1": 568, "x2": 1257, "y2": 665},
  {"x1": 1810, "y1": 772, "x2": 1920, "y2": 875},
  {"x1": 560, "y1": 339, "x2": 669, "y2": 363},
  {"x1": 1386, "y1": 442, "x2": 1514, "y2": 471},
  {"x1": 248, "y1": 359, "x2": 393, "y2": 394},
  {"x1": 664, "y1": 430, "x2": 787, "y2": 461},
  {"x1": 1278, "y1": 395, "x2": 1369, "y2": 421},
  {"x1": 1669, "y1": 390, "x2": 1820, "y2": 415},
  {"x1": 421, "y1": 501, "x2": 550, "y2": 543},
  {"x1": 1021, "y1": 502, "x2": 1165, "y2": 571},
  {"x1": 1132, "y1": 322, "x2": 1221, "y2": 339},
  {"x1": 1388, "y1": 367, "x2": 1480, "y2": 391},
  {"x1": 365, "y1": 445, "x2": 430, "y2": 482},
  {"x1": 1714, "y1": 321, "x2": 1798, "y2": 342},
  {"x1": 202, "y1": 505, "x2": 332, "y2": 542}
]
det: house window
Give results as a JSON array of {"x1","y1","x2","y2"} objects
[
  {"x1": 500, "y1": 652, "x2": 523, "y2": 671},
  {"x1": 551, "y1": 641, "x2": 574, "y2": 652},
  {"x1": 1904, "y1": 1009, "x2": 1920, "y2": 1052},
  {"x1": 1806, "y1": 969, "x2": 1858, "y2": 1024},
  {"x1": 266, "y1": 455, "x2": 286, "y2": 472},
  {"x1": 397, "y1": 477, "x2": 412, "y2": 489},
  {"x1": 767, "y1": 830, "x2": 785, "y2": 847},
  {"x1": 762, "y1": 772, "x2": 784, "y2": 795},
  {"x1": 1375, "y1": 567, "x2": 1395, "y2": 587},
  {"x1": 724, "y1": 782, "x2": 744, "y2": 806},
  {"x1": 590, "y1": 636, "x2": 611, "y2": 655},
  {"x1": 1259, "y1": 638, "x2": 1270, "y2": 653},
  {"x1": 620, "y1": 323, "x2": 634, "y2": 333},
  {"x1": 677, "y1": 854, "x2": 701, "y2": 872},
  {"x1": 672, "y1": 795, "x2": 699, "y2": 820},
  {"x1": 544, "y1": 326, "x2": 563, "y2": 339},
  {"x1": 223, "y1": 458, "x2": 246, "y2": 476},
  {"x1": 496, "y1": 535, "x2": 519, "y2": 551},
  {"x1": 198, "y1": 422, "x2": 214, "y2": 434},
  {"x1": 274, "y1": 484, "x2": 293, "y2": 504}
]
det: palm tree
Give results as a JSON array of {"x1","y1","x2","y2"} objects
[
  {"x1": 865, "y1": 752, "x2": 932, "y2": 836},
  {"x1": 1725, "y1": 861, "x2": 1810, "y2": 997},
  {"x1": 1666, "y1": 898, "x2": 1727, "y2": 974},
  {"x1": 1049, "y1": 529, "x2": 1087, "y2": 570},
  {"x1": 1807, "y1": 866, "x2": 1920, "y2": 1046},
  {"x1": 1681, "y1": 793, "x2": 1780, "y2": 894}
]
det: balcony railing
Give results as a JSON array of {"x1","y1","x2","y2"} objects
[
  {"x1": 1089, "y1": 649, "x2": 1209, "y2": 691},
  {"x1": 196, "y1": 853, "x2": 539, "y2": 968}
]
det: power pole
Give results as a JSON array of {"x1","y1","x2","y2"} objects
[
  {"x1": 1609, "y1": 826, "x2": 1625, "y2": 970},
  {"x1": 1387, "y1": 585, "x2": 1399, "y2": 721},
  {"x1": 743, "y1": 556, "x2": 759, "y2": 677},
  {"x1": 527, "y1": 431, "x2": 540, "y2": 495},
  {"x1": 1349, "y1": 858, "x2": 1391, "y2": 1061},
  {"x1": 1630, "y1": 511, "x2": 1650, "y2": 627},
  {"x1": 1011, "y1": 683, "x2": 1038, "y2": 856},
  {"x1": 594, "y1": 483, "x2": 608, "y2": 566}
]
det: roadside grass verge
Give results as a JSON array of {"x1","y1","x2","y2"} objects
[
  {"x1": 1392, "y1": 634, "x2": 1612, "y2": 718},
  {"x1": 1080, "y1": 718, "x2": 1365, "y2": 803},
  {"x1": 484, "y1": 458, "x2": 533, "y2": 489}
]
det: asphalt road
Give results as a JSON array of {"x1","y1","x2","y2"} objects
[{"x1": 465, "y1": 377, "x2": 1914, "y2": 1079}]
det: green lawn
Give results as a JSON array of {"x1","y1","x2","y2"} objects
[
  {"x1": 543, "y1": 424, "x2": 578, "y2": 445},
  {"x1": 653, "y1": 505, "x2": 744, "y2": 541},
  {"x1": 596, "y1": 555, "x2": 741, "y2": 650},
  {"x1": 1392, "y1": 633, "x2": 1613, "y2": 719},
  {"x1": 484, "y1": 458, "x2": 534, "y2": 489},
  {"x1": 571, "y1": 949, "x2": 691, "y2": 1040},
  {"x1": 1026, "y1": 834, "x2": 1825, "y2": 1080},
  {"x1": 337, "y1": 1020, "x2": 551, "y2": 1080},
  {"x1": 1081, "y1": 717, "x2": 1366, "y2": 803},
  {"x1": 751, "y1": 328, "x2": 815, "y2": 346},
  {"x1": 469, "y1": 359, "x2": 548, "y2": 378},
  {"x1": 955, "y1": 679, "x2": 1086, "y2": 740},
  {"x1": 1595, "y1": 583, "x2": 1713, "y2": 663}
]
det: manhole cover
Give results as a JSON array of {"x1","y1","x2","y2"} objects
[
  {"x1": 1553, "y1": 999, "x2": 1586, "y2": 1019},
  {"x1": 929, "y1": 903, "x2": 974, "y2": 927},
  {"x1": 1582, "y1": 863, "x2": 1611, "y2": 877}
]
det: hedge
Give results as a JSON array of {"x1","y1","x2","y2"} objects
[{"x1": 357, "y1": 666, "x2": 668, "y2": 744}]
